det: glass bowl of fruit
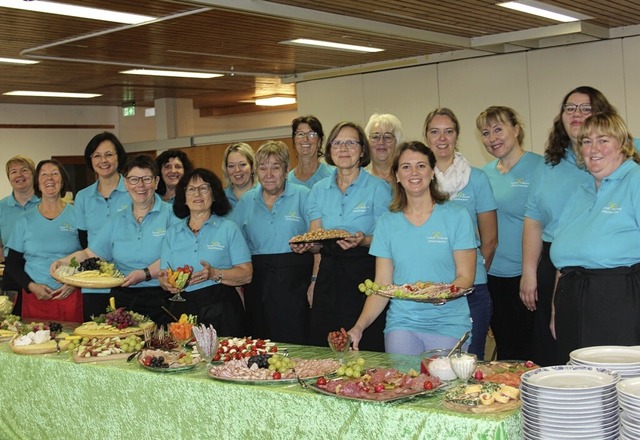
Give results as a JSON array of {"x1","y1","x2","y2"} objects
[
  {"x1": 0, "y1": 291, "x2": 17, "y2": 318},
  {"x1": 328, "y1": 328, "x2": 351, "y2": 361}
]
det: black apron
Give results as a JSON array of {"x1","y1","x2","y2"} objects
[{"x1": 532, "y1": 241, "x2": 558, "y2": 366}]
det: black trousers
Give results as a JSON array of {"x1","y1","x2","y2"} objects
[
  {"x1": 532, "y1": 242, "x2": 557, "y2": 366},
  {"x1": 488, "y1": 274, "x2": 534, "y2": 361},
  {"x1": 555, "y1": 263, "x2": 640, "y2": 364}
]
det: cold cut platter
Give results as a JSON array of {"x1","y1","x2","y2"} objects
[{"x1": 358, "y1": 279, "x2": 473, "y2": 304}]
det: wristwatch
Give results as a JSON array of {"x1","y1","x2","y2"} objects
[
  {"x1": 213, "y1": 269, "x2": 223, "y2": 283},
  {"x1": 143, "y1": 267, "x2": 152, "y2": 281}
]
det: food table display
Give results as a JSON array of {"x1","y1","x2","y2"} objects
[{"x1": 0, "y1": 341, "x2": 522, "y2": 439}]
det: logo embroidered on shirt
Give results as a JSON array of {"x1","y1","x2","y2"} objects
[
  {"x1": 601, "y1": 202, "x2": 622, "y2": 215},
  {"x1": 426, "y1": 231, "x2": 448, "y2": 244},
  {"x1": 450, "y1": 192, "x2": 470, "y2": 202},
  {"x1": 152, "y1": 228, "x2": 166, "y2": 237},
  {"x1": 59, "y1": 223, "x2": 76, "y2": 232},
  {"x1": 117, "y1": 204, "x2": 129, "y2": 212},
  {"x1": 284, "y1": 211, "x2": 303, "y2": 222},
  {"x1": 207, "y1": 241, "x2": 225, "y2": 251},
  {"x1": 352, "y1": 202, "x2": 368, "y2": 213},
  {"x1": 511, "y1": 178, "x2": 530, "y2": 188}
]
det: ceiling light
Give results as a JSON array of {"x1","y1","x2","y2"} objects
[
  {"x1": 0, "y1": 57, "x2": 39, "y2": 65},
  {"x1": 3, "y1": 91, "x2": 101, "y2": 98},
  {"x1": 0, "y1": 0, "x2": 155, "y2": 24},
  {"x1": 497, "y1": 1, "x2": 591, "y2": 23},
  {"x1": 120, "y1": 69, "x2": 223, "y2": 79},
  {"x1": 281, "y1": 38, "x2": 384, "y2": 53},
  {"x1": 255, "y1": 96, "x2": 297, "y2": 106}
]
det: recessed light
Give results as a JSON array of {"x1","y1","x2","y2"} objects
[
  {"x1": 3, "y1": 91, "x2": 101, "y2": 98},
  {"x1": 280, "y1": 38, "x2": 383, "y2": 53},
  {"x1": 497, "y1": 1, "x2": 591, "y2": 23},
  {"x1": 255, "y1": 96, "x2": 297, "y2": 106},
  {"x1": 120, "y1": 69, "x2": 223, "y2": 79},
  {"x1": 0, "y1": 57, "x2": 39, "y2": 65},
  {"x1": 0, "y1": 0, "x2": 155, "y2": 24}
]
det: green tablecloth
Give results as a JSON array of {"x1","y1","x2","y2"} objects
[{"x1": 0, "y1": 343, "x2": 522, "y2": 439}]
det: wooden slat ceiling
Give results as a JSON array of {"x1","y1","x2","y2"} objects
[{"x1": 0, "y1": 0, "x2": 639, "y2": 114}]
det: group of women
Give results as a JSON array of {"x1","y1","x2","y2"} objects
[{"x1": 2, "y1": 85, "x2": 640, "y2": 364}]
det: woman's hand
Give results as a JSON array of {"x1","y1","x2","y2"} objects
[
  {"x1": 290, "y1": 242, "x2": 320, "y2": 254},
  {"x1": 51, "y1": 284, "x2": 76, "y2": 300},
  {"x1": 337, "y1": 232, "x2": 365, "y2": 250},
  {"x1": 122, "y1": 269, "x2": 146, "y2": 287},
  {"x1": 49, "y1": 259, "x2": 65, "y2": 276},
  {"x1": 347, "y1": 326, "x2": 363, "y2": 351},
  {"x1": 158, "y1": 269, "x2": 178, "y2": 293},
  {"x1": 28, "y1": 282, "x2": 55, "y2": 300},
  {"x1": 519, "y1": 273, "x2": 538, "y2": 311},
  {"x1": 189, "y1": 266, "x2": 210, "y2": 286}
]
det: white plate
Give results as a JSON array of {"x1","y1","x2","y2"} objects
[
  {"x1": 523, "y1": 423, "x2": 619, "y2": 440},
  {"x1": 520, "y1": 385, "x2": 617, "y2": 401},
  {"x1": 570, "y1": 346, "x2": 640, "y2": 365},
  {"x1": 522, "y1": 416, "x2": 619, "y2": 432},
  {"x1": 617, "y1": 376, "x2": 640, "y2": 398},
  {"x1": 521, "y1": 406, "x2": 616, "y2": 422},
  {"x1": 618, "y1": 398, "x2": 640, "y2": 413},
  {"x1": 521, "y1": 365, "x2": 619, "y2": 390}
]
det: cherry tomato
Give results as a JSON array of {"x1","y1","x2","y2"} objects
[
  {"x1": 223, "y1": 354, "x2": 231, "y2": 362},
  {"x1": 316, "y1": 377, "x2": 327, "y2": 386},
  {"x1": 524, "y1": 360, "x2": 535, "y2": 368},
  {"x1": 474, "y1": 370, "x2": 483, "y2": 381},
  {"x1": 220, "y1": 339, "x2": 229, "y2": 347},
  {"x1": 272, "y1": 371, "x2": 282, "y2": 380},
  {"x1": 450, "y1": 284, "x2": 459, "y2": 293},
  {"x1": 269, "y1": 346, "x2": 278, "y2": 353},
  {"x1": 374, "y1": 384, "x2": 385, "y2": 393},
  {"x1": 423, "y1": 380, "x2": 433, "y2": 390},
  {"x1": 213, "y1": 353, "x2": 221, "y2": 362}
]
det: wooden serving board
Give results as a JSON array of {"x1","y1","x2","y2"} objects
[
  {"x1": 73, "y1": 351, "x2": 132, "y2": 363},
  {"x1": 0, "y1": 330, "x2": 17, "y2": 342},
  {"x1": 443, "y1": 399, "x2": 521, "y2": 414},
  {"x1": 53, "y1": 273, "x2": 124, "y2": 289},
  {"x1": 10, "y1": 339, "x2": 71, "y2": 354},
  {"x1": 73, "y1": 323, "x2": 148, "y2": 338}
]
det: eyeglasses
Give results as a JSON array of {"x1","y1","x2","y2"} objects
[
  {"x1": 294, "y1": 131, "x2": 319, "y2": 140},
  {"x1": 185, "y1": 184, "x2": 211, "y2": 196},
  {"x1": 563, "y1": 103, "x2": 592, "y2": 115},
  {"x1": 126, "y1": 175, "x2": 155, "y2": 186},
  {"x1": 369, "y1": 132, "x2": 395, "y2": 144},
  {"x1": 90, "y1": 151, "x2": 117, "y2": 161},
  {"x1": 330, "y1": 140, "x2": 361, "y2": 150}
]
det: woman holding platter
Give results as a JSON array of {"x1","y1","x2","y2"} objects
[
  {"x1": 7, "y1": 159, "x2": 83, "y2": 322},
  {"x1": 159, "y1": 168, "x2": 250, "y2": 336},
  {"x1": 348, "y1": 141, "x2": 476, "y2": 355}
]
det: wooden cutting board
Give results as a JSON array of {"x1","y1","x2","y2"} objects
[
  {"x1": 73, "y1": 351, "x2": 132, "y2": 363},
  {"x1": 443, "y1": 399, "x2": 521, "y2": 414},
  {"x1": 10, "y1": 339, "x2": 71, "y2": 354}
]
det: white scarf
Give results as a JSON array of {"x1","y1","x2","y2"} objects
[{"x1": 435, "y1": 152, "x2": 471, "y2": 196}]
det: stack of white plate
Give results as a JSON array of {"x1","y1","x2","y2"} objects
[
  {"x1": 570, "y1": 346, "x2": 640, "y2": 378},
  {"x1": 520, "y1": 365, "x2": 620, "y2": 439},
  {"x1": 617, "y1": 377, "x2": 640, "y2": 439}
]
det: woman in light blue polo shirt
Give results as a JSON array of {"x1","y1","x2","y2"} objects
[
  {"x1": 288, "y1": 115, "x2": 333, "y2": 189},
  {"x1": 477, "y1": 106, "x2": 544, "y2": 361},
  {"x1": 551, "y1": 112, "x2": 640, "y2": 363},
  {"x1": 159, "y1": 168, "x2": 251, "y2": 336},
  {"x1": 74, "y1": 132, "x2": 131, "y2": 320},
  {"x1": 424, "y1": 108, "x2": 497, "y2": 360},
  {"x1": 233, "y1": 141, "x2": 313, "y2": 343},
  {"x1": 349, "y1": 142, "x2": 476, "y2": 355},
  {"x1": 54, "y1": 155, "x2": 178, "y2": 326},
  {"x1": 222, "y1": 142, "x2": 256, "y2": 208},
  {"x1": 292, "y1": 121, "x2": 392, "y2": 352}
]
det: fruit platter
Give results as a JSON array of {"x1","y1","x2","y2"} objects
[
  {"x1": 9, "y1": 321, "x2": 71, "y2": 354},
  {"x1": 74, "y1": 300, "x2": 154, "y2": 338},
  {"x1": 0, "y1": 314, "x2": 21, "y2": 342},
  {"x1": 310, "y1": 367, "x2": 444, "y2": 403},
  {"x1": 139, "y1": 348, "x2": 201, "y2": 372},
  {"x1": 208, "y1": 353, "x2": 340, "y2": 384},
  {"x1": 53, "y1": 257, "x2": 125, "y2": 288},
  {"x1": 358, "y1": 279, "x2": 473, "y2": 304},
  {"x1": 443, "y1": 382, "x2": 521, "y2": 414},
  {"x1": 289, "y1": 228, "x2": 354, "y2": 244},
  {"x1": 71, "y1": 334, "x2": 144, "y2": 363}
]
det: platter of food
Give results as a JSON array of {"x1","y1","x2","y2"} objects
[
  {"x1": 208, "y1": 354, "x2": 340, "y2": 384},
  {"x1": 0, "y1": 314, "x2": 21, "y2": 342},
  {"x1": 139, "y1": 349, "x2": 200, "y2": 372},
  {"x1": 72, "y1": 334, "x2": 144, "y2": 363},
  {"x1": 74, "y1": 305, "x2": 154, "y2": 338},
  {"x1": 0, "y1": 329, "x2": 17, "y2": 342},
  {"x1": 475, "y1": 360, "x2": 539, "y2": 387},
  {"x1": 9, "y1": 328, "x2": 71, "y2": 354},
  {"x1": 358, "y1": 279, "x2": 473, "y2": 304},
  {"x1": 52, "y1": 257, "x2": 125, "y2": 288},
  {"x1": 310, "y1": 367, "x2": 444, "y2": 403},
  {"x1": 443, "y1": 382, "x2": 521, "y2": 414},
  {"x1": 213, "y1": 337, "x2": 279, "y2": 362},
  {"x1": 289, "y1": 228, "x2": 354, "y2": 244}
]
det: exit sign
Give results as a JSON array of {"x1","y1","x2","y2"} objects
[{"x1": 122, "y1": 106, "x2": 135, "y2": 117}]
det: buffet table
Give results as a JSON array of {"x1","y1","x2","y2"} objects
[{"x1": 0, "y1": 343, "x2": 522, "y2": 439}]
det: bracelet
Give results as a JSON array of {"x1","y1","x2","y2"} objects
[
  {"x1": 311, "y1": 275, "x2": 317, "y2": 282},
  {"x1": 143, "y1": 267, "x2": 152, "y2": 281}
]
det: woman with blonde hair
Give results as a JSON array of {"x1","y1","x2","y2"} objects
[
  {"x1": 222, "y1": 142, "x2": 256, "y2": 208},
  {"x1": 364, "y1": 113, "x2": 403, "y2": 184}
]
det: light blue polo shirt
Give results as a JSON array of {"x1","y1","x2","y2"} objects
[
  {"x1": 448, "y1": 167, "x2": 497, "y2": 284},
  {"x1": 0, "y1": 192, "x2": 39, "y2": 257},
  {"x1": 525, "y1": 149, "x2": 592, "y2": 242},
  {"x1": 287, "y1": 162, "x2": 334, "y2": 189},
  {"x1": 482, "y1": 152, "x2": 544, "y2": 277},
  {"x1": 370, "y1": 202, "x2": 476, "y2": 340},
  {"x1": 161, "y1": 215, "x2": 251, "y2": 293},
  {"x1": 7, "y1": 203, "x2": 80, "y2": 288},
  {"x1": 231, "y1": 181, "x2": 310, "y2": 255},
  {"x1": 307, "y1": 168, "x2": 391, "y2": 235},
  {"x1": 74, "y1": 176, "x2": 131, "y2": 243},
  {"x1": 551, "y1": 159, "x2": 640, "y2": 269},
  {"x1": 90, "y1": 194, "x2": 179, "y2": 288}
]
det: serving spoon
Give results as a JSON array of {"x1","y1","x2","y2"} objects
[{"x1": 447, "y1": 331, "x2": 471, "y2": 358}]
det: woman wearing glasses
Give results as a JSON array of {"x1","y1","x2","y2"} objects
[
  {"x1": 155, "y1": 149, "x2": 193, "y2": 203},
  {"x1": 521, "y1": 86, "x2": 617, "y2": 366},
  {"x1": 292, "y1": 121, "x2": 392, "y2": 351},
  {"x1": 159, "y1": 168, "x2": 251, "y2": 335},
  {"x1": 7, "y1": 160, "x2": 83, "y2": 322},
  {"x1": 364, "y1": 113, "x2": 403, "y2": 184},
  {"x1": 74, "y1": 132, "x2": 131, "y2": 320},
  {"x1": 424, "y1": 108, "x2": 497, "y2": 360},
  {"x1": 222, "y1": 142, "x2": 256, "y2": 208},
  {"x1": 288, "y1": 115, "x2": 333, "y2": 189},
  {"x1": 53, "y1": 155, "x2": 179, "y2": 325}
]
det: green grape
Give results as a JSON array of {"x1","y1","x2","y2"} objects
[
  {"x1": 345, "y1": 367, "x2": 353, "y2": 377},
  {"x1": 356, "y1": 357, "x2": 366, "y2": 366},
  {"x1": 364, "y1": 279, "x2": 373, "y2": 289},
  {"x1": 358, "y1": 283, "x2": 366, "y2": 293},
  {"x1": 337, "y1": 366, "x2": 346, "y2": 376}
]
